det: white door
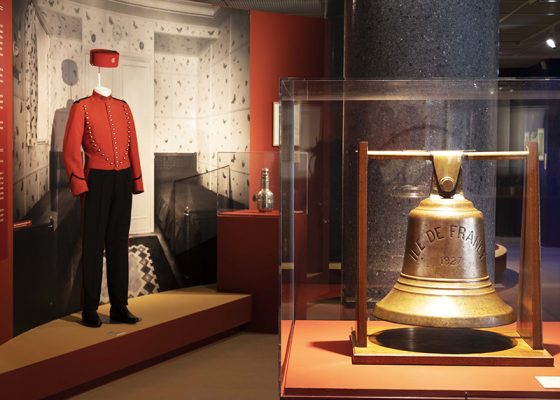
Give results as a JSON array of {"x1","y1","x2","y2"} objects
[{"x1": 84, "y1": 55, "x2": 154, "y2": 234}]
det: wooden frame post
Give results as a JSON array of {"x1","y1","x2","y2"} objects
[
  {"x1": 517, "y1": 141, "x2": 543, "y2": 350},
  {"x1": 356, "y1": 141, "x2": 368, "y2": 347}
]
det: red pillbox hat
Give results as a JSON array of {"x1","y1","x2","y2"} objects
[{"x1": 89, "y1": 49, "x2": 119, "y2": 68}]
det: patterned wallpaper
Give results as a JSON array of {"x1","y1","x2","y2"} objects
[
  {"x1": 13, "y1": 0, "x2": 251, "y2": 219},
  {"x1": 43, "y1": 4, "x2": 83, "y2": 153},
  {"x1": 197, "y1": 11, "x2": 250, "y2": 204},
  {"x1": 12, "y1": 1, "x2": 50, "y2": 220},
  {"x1": 153, "y1": 33, "x2": 201, "y2": 153},
  {"x1": 24, "y1": 2, "x2": 38, "y2": 147},
  {"x1": 217, "y1": 152, "x2": 250, "y2": 205}
]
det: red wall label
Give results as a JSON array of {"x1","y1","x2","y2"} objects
[
  {"x1": 0, "y1": 1, "x2": 8, "y2": 261},
  {"x1": 0, "y1": 0, "x2": 13, "y2": 343}
]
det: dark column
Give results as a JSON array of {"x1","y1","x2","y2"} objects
[{"x1": 342, "y1": 1, "x2": 500, "y2": 304}]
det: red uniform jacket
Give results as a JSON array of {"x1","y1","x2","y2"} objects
[{"x1": 62, "y1": 91, "x2": 144, "y2": 196}]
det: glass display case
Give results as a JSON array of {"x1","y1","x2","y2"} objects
[{"x1": 279, "y1": 79, "x2": 560, "y2": 399}]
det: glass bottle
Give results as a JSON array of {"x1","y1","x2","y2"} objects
[{"x1": 257, "y1": 168, "x2": 273, "y2": 212}]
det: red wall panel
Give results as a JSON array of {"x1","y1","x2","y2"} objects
[
  {"x1": 0, "y1": 0, "x2": 13, "y2": 344},
  {"x1": 249, "y1": 11, "x2": 324, "y2": 206}
]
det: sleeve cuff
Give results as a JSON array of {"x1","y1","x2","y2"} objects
[
  {"x1": 70, "y1": 175, "x2": 88, "y2": 196},
  {"x1": 133, "y1": 175, "x2": 144, "y2": 195}
]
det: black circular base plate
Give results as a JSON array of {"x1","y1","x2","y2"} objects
[{"x1": 371, "y1": 327, "x2": 516, "y2": 354}]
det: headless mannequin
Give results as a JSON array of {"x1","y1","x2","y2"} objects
[
  {"x1": 63, "y1": 59, "x2": 143, "y2": 327},
  {"x1": 94, "y1": 67, "x2": 112, "y2": 97}
]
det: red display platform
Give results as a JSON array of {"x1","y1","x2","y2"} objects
[
  {"x1": 217, "y1": 210, "x2": 281, "y2": 333},
  {"x1": 217, "y1": 210, "x2": 307, "y2": 333},
  {"x1": 282, "y1": 320, "x2": 560, "y2": 399},
  {"x1": 0, "y1": 287, "x2": 251, "y2": 399}
]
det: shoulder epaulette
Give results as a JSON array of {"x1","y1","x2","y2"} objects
[
  {"x1": 113, "y1": 97, "x2": 127, "y2": 104},
  {"x1": 73, "y1": 96, "x2": 89, "y2": 104}
]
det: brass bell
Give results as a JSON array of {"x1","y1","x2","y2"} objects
[{"x1": 373, "y1": 151, "x2": 515, "y2": 328}]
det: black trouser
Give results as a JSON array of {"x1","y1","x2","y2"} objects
[{"x1": 82, "y1": 168, "x2": 132, "y2": 311}]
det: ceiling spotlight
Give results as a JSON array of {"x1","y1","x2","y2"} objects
[{"x1": 546, "y1": 38, "x2": 557, "y2": 48}]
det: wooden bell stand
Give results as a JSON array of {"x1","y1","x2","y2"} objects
[{"x1": 351, "y1": 141, "x2": 554, "y2": 366}]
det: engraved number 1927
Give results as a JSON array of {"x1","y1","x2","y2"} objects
[{"x1": 440, "y1": 256, "x2": 462, "y2": 266}]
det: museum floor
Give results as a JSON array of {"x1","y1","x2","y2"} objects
[
  {"x1": 69, "y1": 332, "x2": 279, "y2": 400},
  {"x1": 67, "y1": 238, "x2": 559, "y2": 399}
]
